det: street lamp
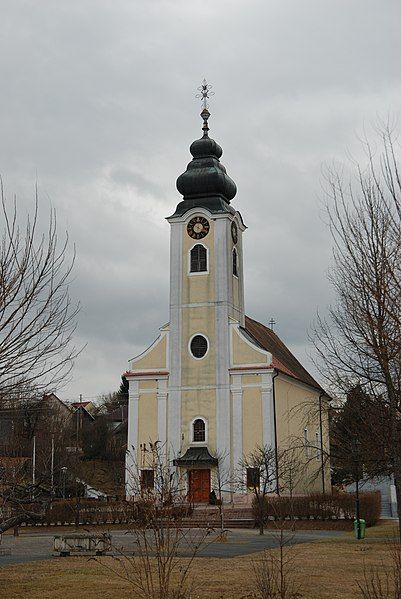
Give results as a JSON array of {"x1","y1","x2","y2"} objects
[
  {"x1": 61, "y1": 466, "x2": 68, "y2": 499},
  {"x1": 353, "y1": 439, "x2": 362, "y2": 539}
]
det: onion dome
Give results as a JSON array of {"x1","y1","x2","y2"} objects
[{"x1": 172, "y1": 106, "x2": 237, "y2": 217}]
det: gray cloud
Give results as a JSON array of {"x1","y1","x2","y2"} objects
[{"x1": 0, "y1": 0, "x2": 400, "y2": 400}]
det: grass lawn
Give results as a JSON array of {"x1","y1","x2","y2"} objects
[{"x1": 1, "y1": 521, "x2": 399, "y2": 598}]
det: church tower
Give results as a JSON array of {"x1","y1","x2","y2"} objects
[
  {"x1": 166, "y1": 83, "x2": 246, "y2": 484},
  {"x1": 125, "y1": 82, "x2": 330, "y2": 502}
]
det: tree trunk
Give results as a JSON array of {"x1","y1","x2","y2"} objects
[
  {"x1": 389, "y1": 387, "x2": 401, "y2": 544},
  {"x1": 394, "y1": 479, "x2": 401, "y2": 541},
  {"x1": 258, "y1": 498, "x2": 264, "y2": 535},
  {"x1": 393, "y1": 461, "x2": 401, "y2": 544}
]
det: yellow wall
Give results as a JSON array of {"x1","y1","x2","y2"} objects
[
  {"x1": 242, "y1": 387, "x2": 263, "y2": 456},
  {"x1": 139, "y1": 380, "x2": 158, "y2": 391},
  {"x1": 181, "y1": 306, "x2": 216, "y2": 387},
  {"x1": 232, "y1": 328, "x2": 269, "y2": 366},
  {"x1": 137, "y1": 392, "x2": 158, "y2": 467},
  {"x1": 182, "y1": 220, "x2": 215, "y2": 305},
  {"x1": 242, "y1": 374, "x2": 261, "y2": 386},
  {"x1": 275, "y1": 376, "x2": 329, "y2": 493},
  {"x1": 181, "y1": 389, "x2": 216, "y2": 453},
  {"x1": 131, "y1": 334, "x2": 167, "y2": 370}
]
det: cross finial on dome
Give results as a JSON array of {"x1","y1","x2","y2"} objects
[{"x1": 195, "y1": 79, "x2": 214, "y2": 137}]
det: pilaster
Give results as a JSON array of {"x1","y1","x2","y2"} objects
[
  {"x1": 167, "y1": 222, "x2": 182, "y2": 459},
  {"x1": 231, "y1": 374, "x2": 243, "y2": 476},
  {"x1": 126, "y1": 379, "x2": 139, "y2": 496},
  {"x1": 214, "y1": 218, "x2": 231, "y2": 477},
  {"x1": 157, "y1": 378, "x2": 168, "y2": 448},
  {"x1": 261, "y1": 372, "x2": 275, "y2": 449}
]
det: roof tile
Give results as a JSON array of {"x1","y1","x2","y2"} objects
[{"x1": 244, "y1": 315, "x2": 323, "y2": 391}]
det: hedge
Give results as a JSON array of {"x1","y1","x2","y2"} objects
[
  {"x1": 252, "y1": 491, "x2": 381, "y2": 527},
  {"x1": 18, "y1": 499, "x2": 193, "y2": 527}
]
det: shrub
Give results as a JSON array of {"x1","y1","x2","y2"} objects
[{"x1": 252, "y1": 491, "x2": 381, "y2": 527}]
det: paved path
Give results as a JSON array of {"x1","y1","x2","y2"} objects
[{"x1": 0, "y1": 528, "x2": 346, "y2": 567}]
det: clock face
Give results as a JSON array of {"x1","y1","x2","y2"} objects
[
  {"x1": 187, "y1": 216, "x2": 210, "y2": 240},
  {"x1": 231, "y1": 221, "x2": 238, "y2": 244}
]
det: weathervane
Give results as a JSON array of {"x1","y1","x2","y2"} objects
[{"x1": 195, "y1": 79, "x2": 214, "y2": 136}]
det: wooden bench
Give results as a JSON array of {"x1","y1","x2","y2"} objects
[{"x1": 54, "y1": 533, "x2": 112, "y2": 557}]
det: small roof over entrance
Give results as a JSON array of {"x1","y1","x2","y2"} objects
[{"x1": 174, "y1": 446, "x2": 218, "y2": 467}]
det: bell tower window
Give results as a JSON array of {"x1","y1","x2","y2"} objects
[
  {"x1": 232, "y1": 247, "x2": 238, "y2": 277},
  {"x1": 190, "y1": 244, "x2": 207, "y2": 273}
]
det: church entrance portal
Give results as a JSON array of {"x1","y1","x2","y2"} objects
[{"x1": 188, "y1": 469, "x2": 210, "y2": 503}]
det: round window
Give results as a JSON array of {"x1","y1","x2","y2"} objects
[{"x1": 190, "y1": 335, "x2": 208, "y2": 359}]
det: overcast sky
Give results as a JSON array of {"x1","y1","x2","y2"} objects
[{"x1": 0, "y1": 0, "x2": 400, "y2": 402}]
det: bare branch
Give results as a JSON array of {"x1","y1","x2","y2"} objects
[{"x1": 0, "y1": 180, "x2": 81, "y2": 397}]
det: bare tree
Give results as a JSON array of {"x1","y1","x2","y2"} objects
[
  {"x1": 253, "y1": 530, "x2": 301, "y2": 599},
  {"x1": 278, "y1": 446, "x2": 306, "y2": 500},
  {"x1": 0, "y1": 181, "x2": 80, "y2": 533},
  {"x1": 251, "y1": 449, "x2": 303, "y2": 597},
  {"x1": 312, "y1": 123, "x2": 401, "y2": 539},
  {"x1": 211, "y1": 451, "x2": 231, "y2": 541},
  {"x1": 0, "y1": 180, "x2": 80, "y2": 399},
  {"x1": 0, "y1": 454, "x2": 52, "y2": 534},
  {"x1": 108, "y1": 442, "x2": 212, "y2": 599},
  {"x1": 358, "y1": 541, "x2": 401, "y2": 598},
  {"x1": 240, "y1": 445, "x2": 277, "y2": 536}
]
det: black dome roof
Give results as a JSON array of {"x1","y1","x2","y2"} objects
[{"x1": 175, "y1": 109, "x2": 237, "y2": 206}]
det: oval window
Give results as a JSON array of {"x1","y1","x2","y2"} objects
[{"x1": 190, "y1": 335, "x2": 208, "y2": 359}]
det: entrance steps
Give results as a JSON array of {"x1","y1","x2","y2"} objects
[{"x1": 183, "y1": 505, "x2": 255, "y2": 529}]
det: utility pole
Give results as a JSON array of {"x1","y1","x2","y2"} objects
[
  {"x1": 32, "y1": 435, "x2": 36, "y2": 487},
  {"x1": 79, "y1": 393, "x2": 83, "y2": 449},
  {"x1": 61, "y1": 466, "x2": 67, "y2": 499}
]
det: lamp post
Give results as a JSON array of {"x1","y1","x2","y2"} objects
[
  {"x1": 354, "y1": 439, "x2": 361, "y2": 539},
  {"x1": 50, "y1": 434, "x2": 55, "y2": 498},
  {"x1": 61, "y1": 466, "x2": 67, "y2": 499}
]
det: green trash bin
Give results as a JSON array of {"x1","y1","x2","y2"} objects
[{"x1": 354, "y1": 518, "x2": 366, "y2": 539}]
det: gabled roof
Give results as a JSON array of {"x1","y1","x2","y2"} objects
[
  {"x1": 244, "y1": 315, "x2": 323, "y2": 392},
  {"x1": 71, "y1": 401, "x2": 92, "y2": 409}
]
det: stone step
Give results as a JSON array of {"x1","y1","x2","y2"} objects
[{"x1": 182, "y1": 518, "x2": 254, "y2": 529}]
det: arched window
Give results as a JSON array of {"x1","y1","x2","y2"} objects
[
  {"x1": 193, "y1": 418, "x2": 206, "y2": 443},
  {"x1": 190, "y1": 244, "x2": 207, "y2": 273},
  {"x1": 232, "y1": 247, "x2": 238, "y2": 277}
]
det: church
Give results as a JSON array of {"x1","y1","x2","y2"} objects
[{"x1": 125, "y1": 83, "x2": 330, "y2": 502}]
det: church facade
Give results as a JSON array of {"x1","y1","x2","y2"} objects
[{"x1": 125, "y1": 90, "x2": 330, "y2": 502}]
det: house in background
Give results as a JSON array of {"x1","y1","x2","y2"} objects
[
  {"x1": 69, "y1": 402, "x2": 96, "y2": 452},
  {"x1": 0, "y1": 393, "x2": 73, "y2": 456},
  {"x1": 106, "y1": 405, "x2": 128, "y2": 459},
  {"x1": 125, "y1": 91, "x2": 330, "y2": 502},
  {"x1": 70, "y1": 401, "x2": 96, "y2": 417}
]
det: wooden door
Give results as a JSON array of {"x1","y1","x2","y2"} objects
[{"x1": 188, "y1": 469, "x2": 210, "y2": 503}]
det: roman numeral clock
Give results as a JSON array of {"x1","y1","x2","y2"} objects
[{"x1": 187, "y1": 216, "x2": 210, "y2": 240}]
